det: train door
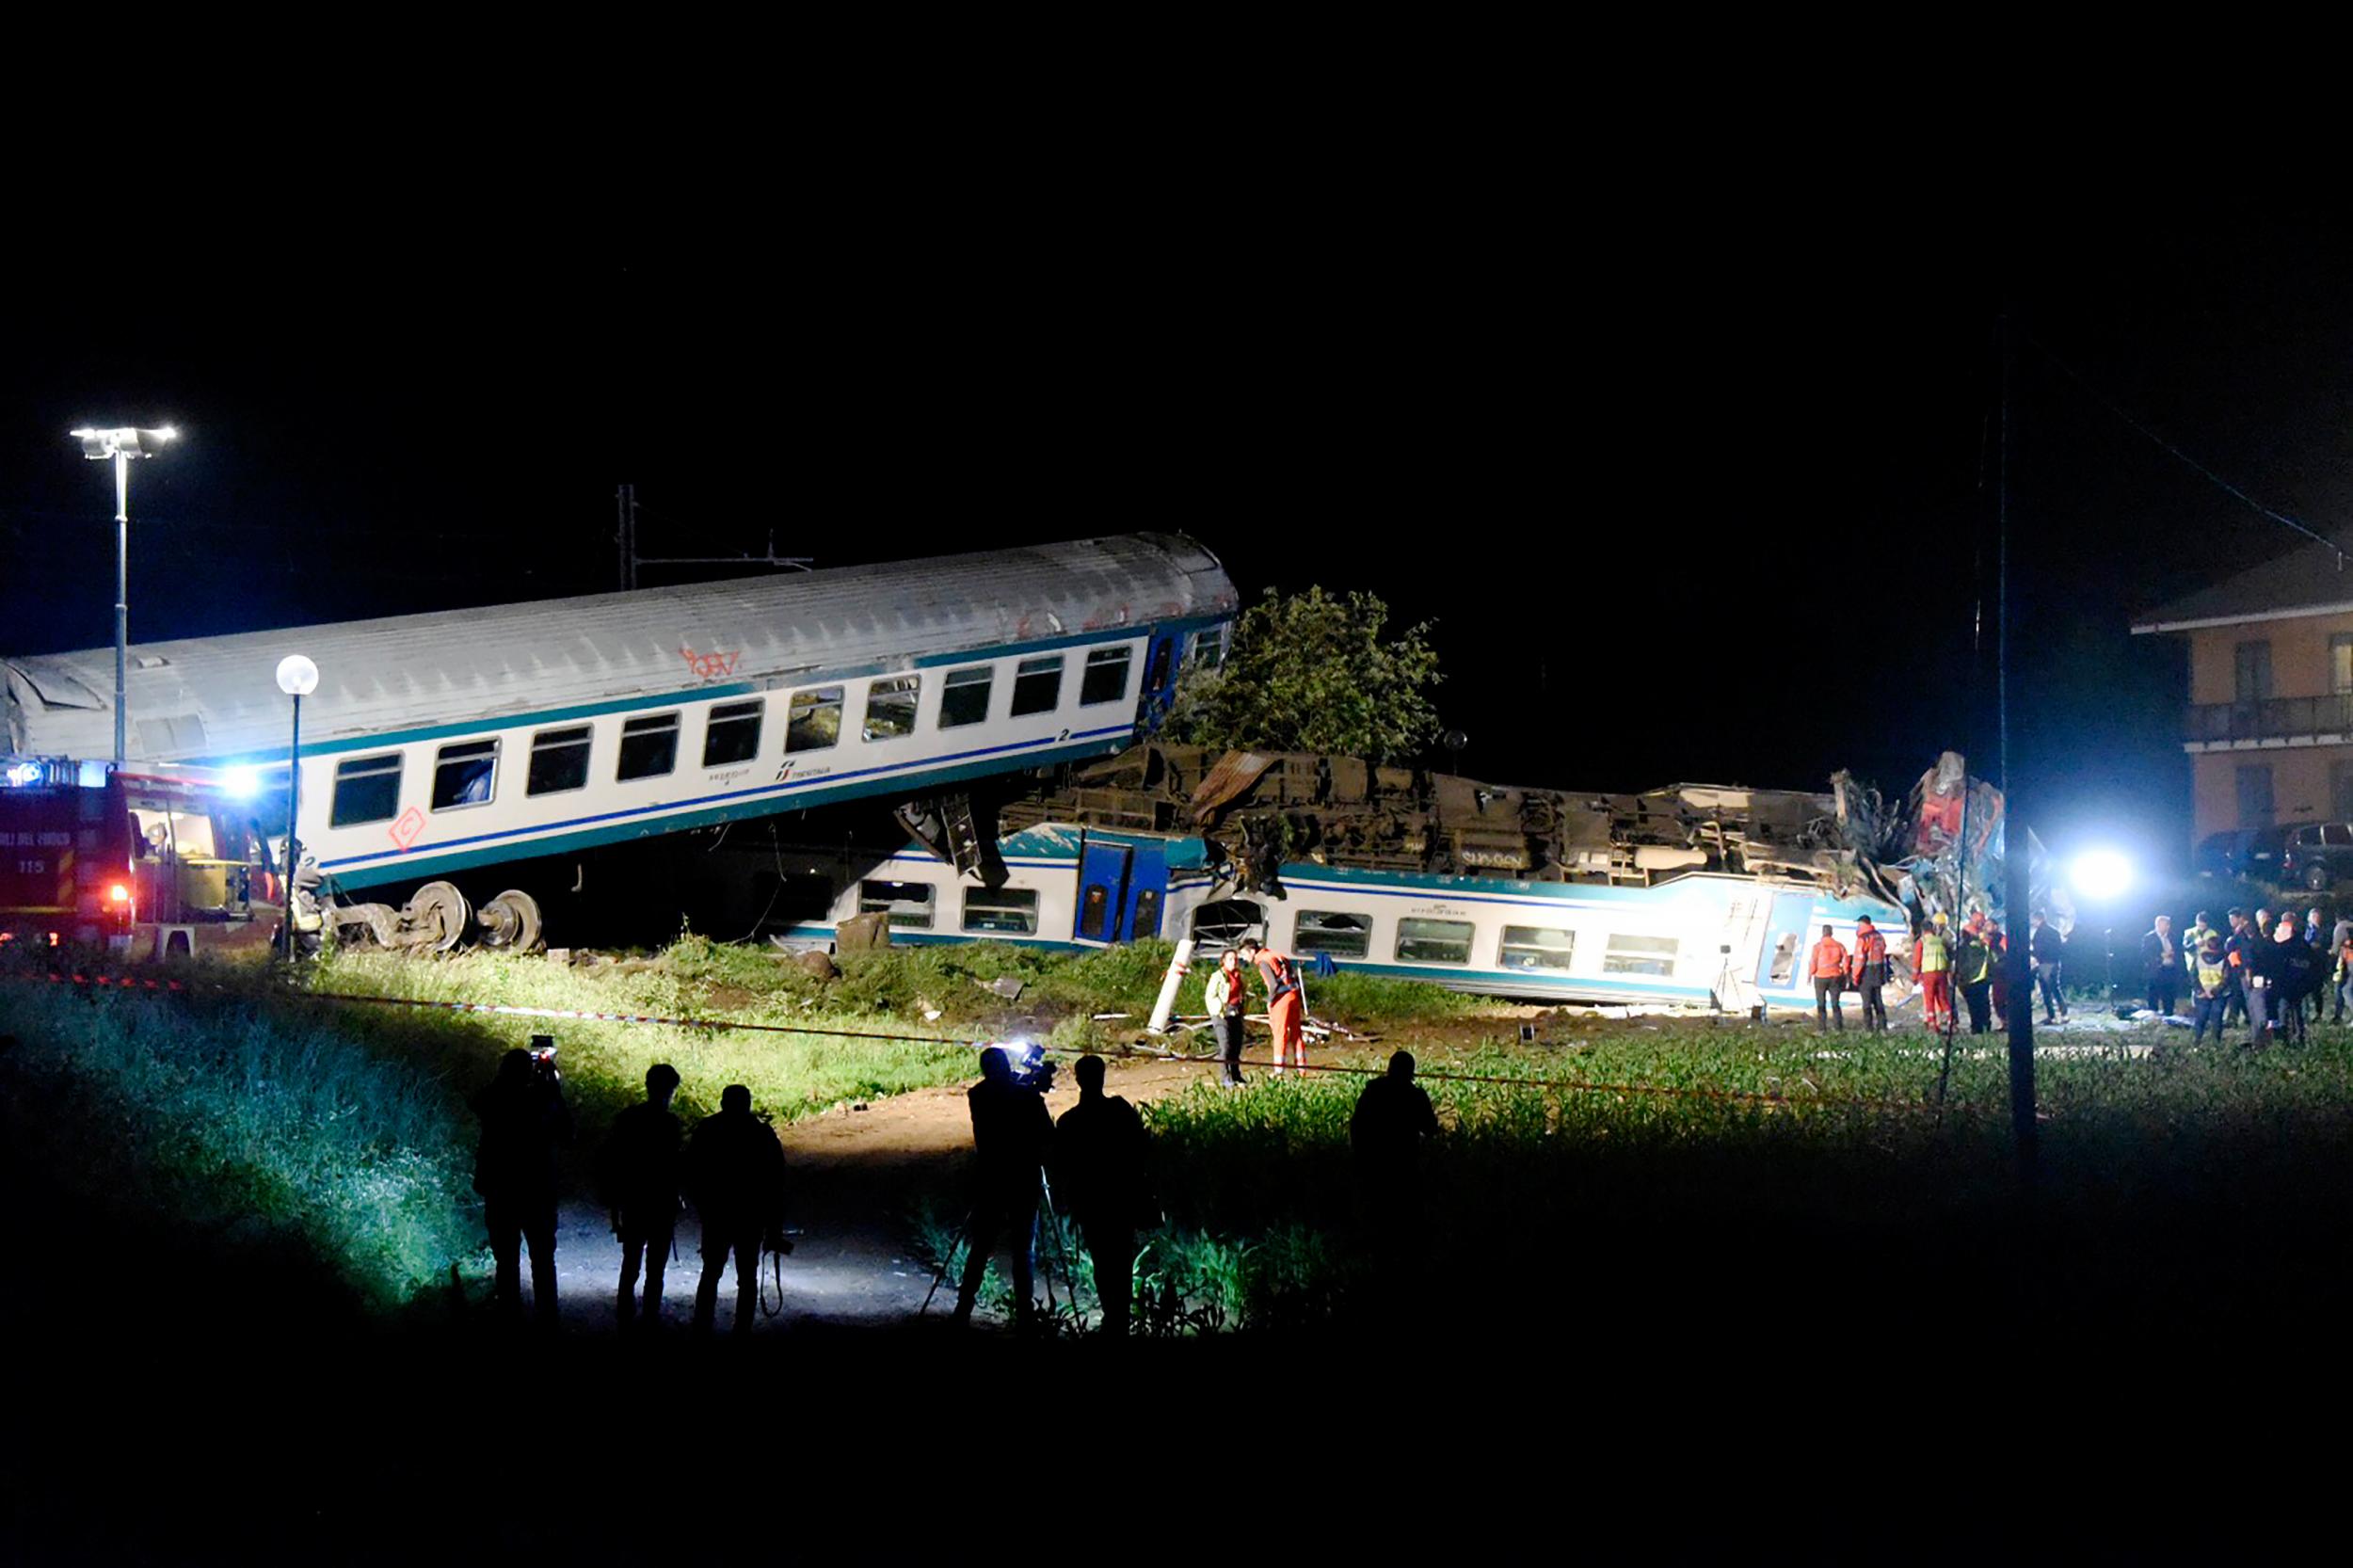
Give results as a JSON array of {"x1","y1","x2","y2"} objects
[
  {"x1": 1123, "y1": 841, "x2": 1169, "y2": 941},
  {"x1": 1756, "y1": 890, "x2": 1819, "y2": 1001},
  {"x1": 1074, "y1": 839, "x2": 1132, "y2": 945},
  {"x1": 1137, "y1": 632, "x2": 1181, "y2": 733}
]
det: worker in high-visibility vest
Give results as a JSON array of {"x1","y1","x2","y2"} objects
[
  {"x1": 1238, "y1": 936, "x2": 1307, "y2": 1074},
  {"x1": 1849, "y1": 916, "x2": 1892, "y2": 1032},
  {"x1": 1914, "y1": 912, "x2": 1955, "y2": 1033},
  {"x1": 1808, "y1": 924, "x2": 1849, "y2": 1033}
]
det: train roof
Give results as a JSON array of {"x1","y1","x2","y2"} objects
[{"x1": 2, "y1": 533, "x2": 1234, "y2": 764}]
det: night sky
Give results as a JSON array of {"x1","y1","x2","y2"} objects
[{"x1": 6, "y1": 206, "x2": 2346, "y2": 872}]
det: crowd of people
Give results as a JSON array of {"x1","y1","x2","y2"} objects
[
  {"x1": 2144, "y1": 904, "x2": 2353, "y2": 1048},
  {"x1": 1803, "y1": 906, "x2": 2068, "y2": 1036}
]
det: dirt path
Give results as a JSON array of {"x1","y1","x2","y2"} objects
[{"x1": 549, "y1": 1050, "x2": 1213, "y2": 1333}]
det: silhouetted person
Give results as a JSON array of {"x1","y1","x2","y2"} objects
[
  {"x1": 597, "y1": 1063, "x2": 684, "y2": 1330},
  {"x1": 686, "y1": 1084, "x2": 789, "y2": 1336},
  {"x1": 474, "y1": 1046, "x2": 573, "y2": 1326},
  {"x1": 952, "y1": 1047, "x2": 1052, "y2": 1330},
  {"x1": 1352, "y1": 1050, "x2": 1440, "y2": 1294},
  {"x1": 1050, "y1": 1054, "x2": 1154, "y2": 1339}
]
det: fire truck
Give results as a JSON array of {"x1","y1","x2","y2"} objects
[{"x1": 0, "y1": 758, "x2": 276, "y2": 955}]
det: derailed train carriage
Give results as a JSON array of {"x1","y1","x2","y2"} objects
[
  {"x1": 769, "y1": 744, "x2": 1965, "y2": 1013},
  {"x1": 1, "y1": 536, "x2": 1238, "y2": 951}
]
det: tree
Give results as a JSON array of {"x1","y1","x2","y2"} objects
[{"x1": 1165, "y1": 586, "x2": 1442, "y2": 763}]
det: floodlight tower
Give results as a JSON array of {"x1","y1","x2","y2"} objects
[
  {"x1": 276, "y1": 654, "x2": 319, "y2": 962},
  {"x1": 69, "y1": 424, "x2": 180, "y2": 764}
]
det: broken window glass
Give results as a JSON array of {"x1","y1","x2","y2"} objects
[
  {"x1": 862, "y1": 676, "x2": 920, "y2": 742},
  {"x1": 1294, "y1": 909, "x2": 1371, "y2": 959},
  {"x1": 858, "y1": 880, "x2": 935, "y2": 930},
  {"x1": 962, "y1": 887, "x2": 1039, "y2": 935},
  {"x1": 787, "y1": 688, "x2": 842, "y2": 753},
  {"x1": 1395, "y1": 917, "x2": 1474, "y2": 965}
]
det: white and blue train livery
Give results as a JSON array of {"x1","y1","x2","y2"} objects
[
  {"x1": 786, "y1": 824, "x2": 1916, "y2": 1012},
  {"x1": 1, "y1": 536, "x2": 1238, "y2": 923}
]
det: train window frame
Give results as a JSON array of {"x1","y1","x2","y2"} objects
[
  {"x1": 1079, "y1": 646, "x2": 1133, "y2": 707},
  {"x1": 1080, "y1": 883, "x2": 1112, "y2": 940},
  {"x1": 1187, "y1": 625, "x2": 1229, "y2": 670},
  {"x1": 961, "y1": 886, "x2": 1040, "y2": 936},
  {"x1": 787, "y1": 687, "x2": 843, "y2": 753},
  {"x1": 1294, "y1": 908, "x2": 1372, "y2": 959},
  {"x1": 702, "y1": 699, "x2": 766, "y2": 768},
  {"x1": 862, "y1": 675, "x2": 921, "y2": 744},
  {"x1": 329, "y1": 752, "x2": 404, "y2": 827},
  {"x1": 525, "y1": 725, "x2": 594, "y2": 798},
  {"x1": 1395, "y1": 916, "x2": 1475, "y2": 966},
  {"x1": 1603, "y1": 933, "x2": 1680, "y2": 977},
  {"x1": 429, "y1": 739, "x2": 500, "y2": 813},
  {"x1": 1131, "y1": 888, "x2": 1162, "y2": 938},
  {"x1": 857, "y1": 879, "x2": 936, "y2": 930},
  {"x1": 1010, "y1": 655, "x2": 1064, "y2": 718},
  {"x1": 1498, "y1": 924, "x2": 1576, "y2": 972},
  {"x1": 939, "y1": 664, "x2": 993, "y2": 728},
  {"x1": 1190, "y1": 899, "x2": 1262, "y2": 952},
  {"x1": 616, "y1": 712, "x2": 680, "y2": 782}
]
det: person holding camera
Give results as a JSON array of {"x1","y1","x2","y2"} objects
[
  {"x1": 473, "y1": 1044, "x2": 574, "y2": 1326},
  {"x1": 685, "y1": 1084, "x2": 791, "y2": 1336},
  {"x1": 1050, "y1": 1054, "x2": 1155, "y2": 1339},
  {"x1": 952, "y1": 1046, "x2": 1053, "y2": 1330},
  {"x1": 596, "y1": 1064, "x2": 684, "y2": 1331}
]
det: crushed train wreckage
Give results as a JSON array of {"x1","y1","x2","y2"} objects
[{"x1": 977, "y1": 742, "x2": 2067, "y2": 936}]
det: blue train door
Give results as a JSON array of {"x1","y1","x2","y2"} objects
[
  {"x1": 1137, "y1": 632, "x2": 1181, "y2": 733},
  {"x1": 1123, "y1": 841, "x2": 1169, "y2": 942},
  {"x1": 1756, "y1": 890, "x2": 1818, "y2": 999},
  {"x1": 1075, "y1": 840, "x2": 1132, "y2": 945}
]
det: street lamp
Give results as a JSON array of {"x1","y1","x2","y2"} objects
[
  {"x1": 276, "y1": 654, "x2": 318, "y2": 961},
  {"x1": 69, "y1": 424, "x2": 179, "y2": 765},
  {"x1": 2070, "y1": 850, "x2": 2137, "y2": 1003}
]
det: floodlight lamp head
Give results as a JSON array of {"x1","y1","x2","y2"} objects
[
  {"x1": 276, "y1": 654, "x2": 319, "y2": 696},
  {"x1": 69, "y1": 425, "x2": 177, "y2": 459}
]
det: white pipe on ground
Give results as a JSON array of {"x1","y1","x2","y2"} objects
[{"x1": 1146, "y1": 936, "x2": 1195, "y2": 1034}]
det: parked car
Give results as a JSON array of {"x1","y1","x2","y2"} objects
[
  {"x1": 2193, "y1": 830, "x2": 2249, "y2": 879},
  {"x1": 2279, "y1": 822, "x2": 2353, "y2": 890}
]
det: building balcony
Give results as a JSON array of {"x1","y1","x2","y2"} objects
[{"x1": 2185, "y1": 695, "x2": 2353, "y2": 747}]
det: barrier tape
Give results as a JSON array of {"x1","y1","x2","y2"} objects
[{"x1": 7, "y1": 967, "x2": 1979, "y2": 1115}]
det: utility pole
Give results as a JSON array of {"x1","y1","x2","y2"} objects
[{"x1": 616, "y1": 483, "x2": 639, "y2": 592}]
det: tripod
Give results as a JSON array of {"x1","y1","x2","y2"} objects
[{"x1": 919, "y1": 1169, "x2": 1086, "y2": 1333}]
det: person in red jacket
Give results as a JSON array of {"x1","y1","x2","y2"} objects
[
  {"x1": 1238, "y1": 937, "x2": 1307, "y2": 1074},
  {"x1": 1848, "y1": 916, "x2": 1892, "y2": 1032},
  {"x1": 1809, "y1": 924, "x2": 1850, "y2": 1032}
]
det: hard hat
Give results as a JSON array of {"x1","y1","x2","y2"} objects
[{"x1": 1932, "y1": 911, "x2": 1949, "y2": 926}]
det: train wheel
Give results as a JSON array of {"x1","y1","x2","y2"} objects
[
  {"x1": 408, "y1": 880, "x2": 472, "y2": 952},
  {"x1": 477, "y1": 888, "x2": 543, "y2": 952}
]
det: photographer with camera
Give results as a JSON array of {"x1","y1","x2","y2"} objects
[
  {"x1": 951, "y1": 1046, "x2": 1054, "y2": 1331},
  {"x1": 473, "y1": 1041, "x2": 575, "y2": 1327},
  {"x1": 685, "y1": 1083, "x2": 791, "y2": 1336},
  {"x1": 595, "y1": 1064, "x2": 684, "y2": 1331},
  {"x1": 1050, "y1": 1053, "x2": 1154, "y2": 1338}
]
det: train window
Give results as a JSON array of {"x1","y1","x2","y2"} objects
[
  {"x1": 526, "y1": 726, "x2": 593, "y2": 797},
  {"x1": 703, "y1": 700, "x2": 765, "y2": 767},
  {"x1": 940, "y1": 665, "x2": 993, "y2": 728},
  {"x1": 1768, "y1": 933, "x2": 1800, "y2": 984},
  {"x1": 1190, "y1": 899, "x2": 1263, "y2": 952},
  {"x1": 616, "y1": 712, "x2": 680, "y2": 781},
  {"x1": 1395, "y1": 917, "x2": 1475, "y2": 966},
  {"x1": 328, "y1": 753, "x2": 403, "y2": 827},
  {"x1": 961, "y1": 886, "x2": 1040, "y2": 935},
  {"x1": 1010, "y1": 655, "x2": 1064, "y2": 717},
  {"x1": 862, "y1": 676, "x2": 921, "y2": 743},
  {"x1": 857, "y1": 879, "x2": 936, "y2": 930},
  {"x1": 1080, "y1": 884, "x2": 1111, "y2": 939},
  {"x1": 430, "y1": 740, "x2": 499, "y2": 812},
  {"x1": 787, "y1": 688, "x2": 842, "y2": 753},
  {"x1": 1187, "y1": 625, "x2": 1228, "y2": 670},
  {"x1": 1132, "y1": 888, "x2": 1162, "y2": 938},
  {"x1": 1295, "y1": 909, "x2": 1372, "y2": 959},
  {"x1": 1499, "y1": 925, "x2": 1576, "y2": 971},
  {"x1": 1144, "y1": 639, "x2": 1175, "y2": 693},
  {"x1": 1603, "y1": 934, "x2": 1680, "y2": 977},
  {"x1": 1080, "y1": 647, "x2": 1133, "y2": 706}
]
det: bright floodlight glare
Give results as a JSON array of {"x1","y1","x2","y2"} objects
[
  {"x1": 276, "y1": 654, "x2": 319, "y2": 696},
  {"x1": 69, "y1": 424, "x2": 177, "y2": 459},
  {"x1": 5, "y1": 761, "x2": 42, "y2": 788},
  {"x1": 2071, "y1": 849, "x2": 2134, "y2": 902},
  {"x1": 221, "y1": 765, "x2": 262, "y2": 800}
]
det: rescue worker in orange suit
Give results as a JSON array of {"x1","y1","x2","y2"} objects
[
  {"x1": 1238, "y1": 936, "x2": 1306, "y2": 1074},
  {"x1": 1849, "y1": 916, "x2": 1892, "y2": 1032},
  {"x1": 1915, "y1": 913, "x2": 1955, "y2": 1033},
  {"x1": 1808, "y1": 924, "x2": 1849, "y2": 1032}
]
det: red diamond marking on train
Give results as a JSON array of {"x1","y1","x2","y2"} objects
[{"x1": 389, "y1": 808, "x2": 425, "y2": 852}]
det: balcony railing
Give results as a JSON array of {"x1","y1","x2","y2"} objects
[{"x1": 2186, "y1": 695, "x2": 2353, "y2": 744}]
